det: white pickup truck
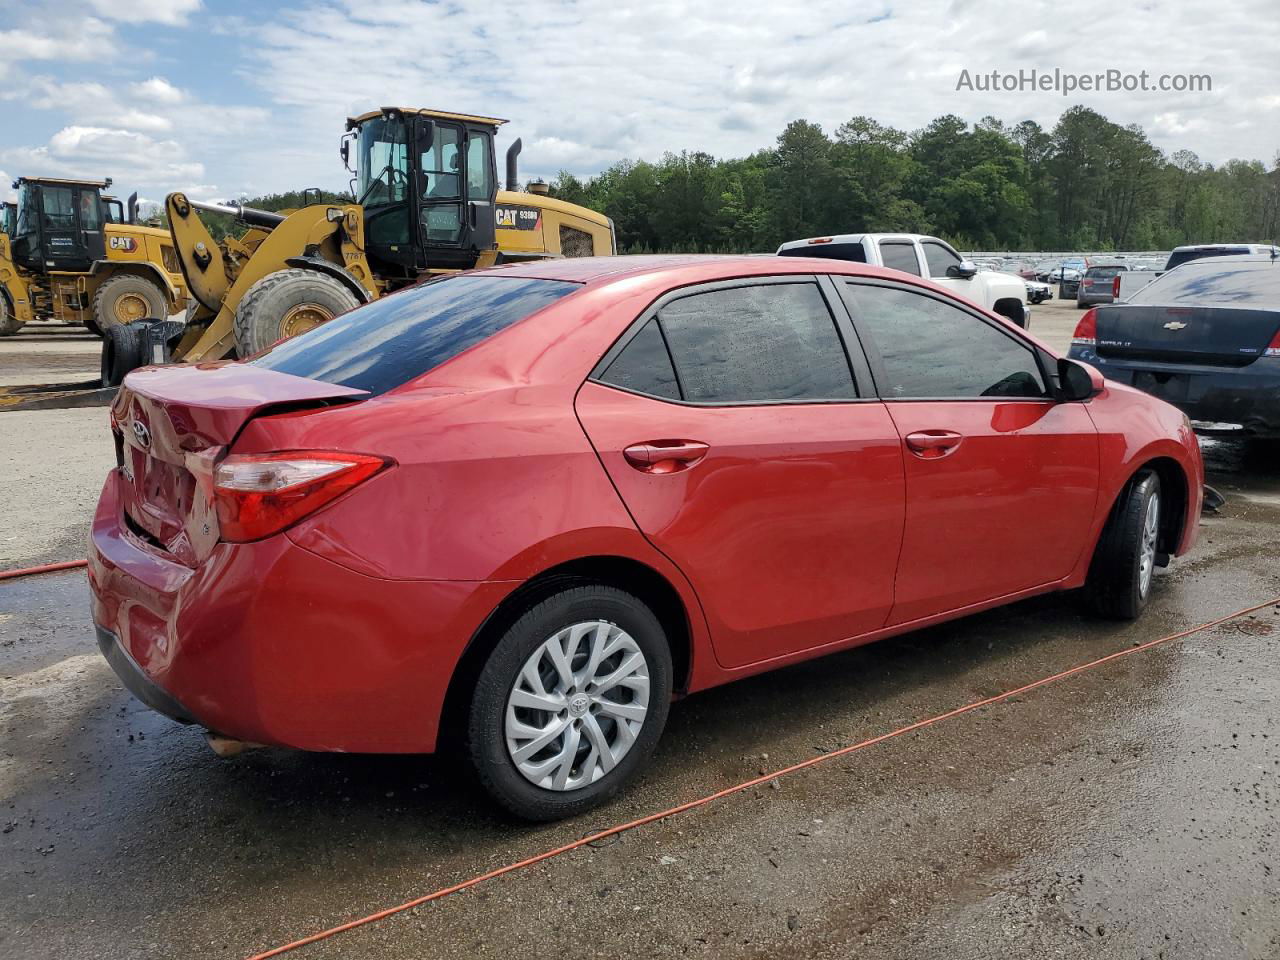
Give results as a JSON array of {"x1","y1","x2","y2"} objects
[{"x1": 777, "y1": 233, "x2": 1031, "y2": 328}]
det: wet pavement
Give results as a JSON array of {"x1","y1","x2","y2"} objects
[{"x1": 2, "y1": 437, "x2": 1279, "y2": 959}]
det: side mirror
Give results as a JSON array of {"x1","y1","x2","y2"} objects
[
  {"x1": 339, "y1": 138, "x2": 350, "y2": 169},
  {"x1": 947, "y1": 260, "x2": 978, "y2": 279},
  {"x1": 1057, "y1": 357, "x2": 1104, "y2": 401}
]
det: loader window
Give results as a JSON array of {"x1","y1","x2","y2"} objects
[
  {"x1": 466, "y1": 133, "x2": 493, "y2": 200},
  {"x1": 421, "y1": 125, "x2": 462, "y2": 199},
  {"x1": 79, "y1": 191, "x2": 102, "y2": 231},
  {"x1": 42, "y1": 187, "x2": 75, "y2": 230},
  {"x1": 356, "y1": 117, "x2": 410, "y2": 206}
]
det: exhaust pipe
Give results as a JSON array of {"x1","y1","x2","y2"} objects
[
  {"x1": 187, "y1": 198, "x2": 286, "y2": 230},
  {"x1": 505, "y1": 138, "x2": 522, "y2": 192},
  {"x1": 126, "y1": 191, "x2": 138, "y2": 225}
]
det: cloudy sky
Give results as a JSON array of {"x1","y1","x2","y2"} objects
[{"x1": 1, "y1": 0, "x2": 1276, "y2": 206}]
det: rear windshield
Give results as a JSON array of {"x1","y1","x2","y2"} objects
[
  {"x1": 1085, "y1": 265, "x2": 1126, "y2": 278},
  {"x1": 1164, "y1": 247, "x2": 1249, "y2": 271},
  {"x1": 251, "y1": 274, "x2": 580, "y2": 394},
  {"x1": 778, "y1": 242, "x2": 868, "y2": 263},
  {"x1": 1130, "y1": 258, "x2": 1280, "y2": 308}
]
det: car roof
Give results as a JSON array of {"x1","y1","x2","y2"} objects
[
  {"x1": 484, "y1": 253, "x2": 938, "y2": 289},
  {"x1": 1170, "y1": 243, "x2": 1279, "y2": 252},
  {"x1": 1169, "y1": 253, "x2": 1279, "y2": 267}
]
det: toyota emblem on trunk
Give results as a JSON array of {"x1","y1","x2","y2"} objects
[
  {"x1": 132, "y1": 420, "x2": 151, "y2": 448},
  {"x1": 1163, "y1": 321, "x2": 1188, "y2": 331}
]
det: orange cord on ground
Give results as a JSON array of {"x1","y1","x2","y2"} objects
[
  {"x1": 246, "y1": 594, "x2": 1280, "y2": 960},
  {"x1": 0, "y1": 559, "x2": 87, "y2": 581}
]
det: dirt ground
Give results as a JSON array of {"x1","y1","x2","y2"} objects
[{"x1": 1, "y1": 302, "x2": 1278, "y2": 960}]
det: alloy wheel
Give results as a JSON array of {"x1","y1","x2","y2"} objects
[
  {"x1": 1138, "y1": 491, "x2": 1159, "y2": 598},
  {"x1": 505, "y1": 620, "x2": 651, "y2": 791}
]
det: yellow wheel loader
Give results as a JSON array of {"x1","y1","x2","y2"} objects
[
  {"x1": 102, "y1": 107, "x2": 615, "y2": 384},
  {"x1": 0, "y1": 177, "x2": 188, "y2": 339}
]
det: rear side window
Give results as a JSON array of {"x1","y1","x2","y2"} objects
[
  {"x1": 921, "y1": 241, "x2": 961, "y2": 278},
  {"x1": 778, "y1": 241, "x2": 868, "y2": 263},
  {"x1": 843, "y1": 283, "x2": 1047, "y2": 399},
  {"x1": 656, "y1": 282, "x2": 856, "y2": 403},
  {"x1": 252, "y1": 275, "x2": 580, "y2": 394},
  {"x1": 1131, "y1": 258, "x2": 1280, "y2": 307},
  {"x1": 600, "y1": 319, "x2": 680, "y2": 399},
  {"x1": 878, "y1": 241, "x2": 921, "y2": 276}
]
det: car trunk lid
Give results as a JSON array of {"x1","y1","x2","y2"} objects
[
  {"x1": 1094, "y1": 304, "x2": 1280, "y2": 367},
  {"x1": 110, "y1": 362, "x2": 368, "y2": 565}
]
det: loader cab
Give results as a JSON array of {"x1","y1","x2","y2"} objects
[
  {"x1": 0, "y1": 202, "x2": 14, "y2": 238},
  {"x1": 347, "y1": 108, "x2": 499, "y2": 278},
  {"x1": 10, "y1": 177, "x2": 109, "y2": 273}
]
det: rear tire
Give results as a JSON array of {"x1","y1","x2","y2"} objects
[
  {"x1": 467, "y1": 585, "x2": 673, "y2": 821},
  {"x1": 101, "y1": 322, "x2": 150, "y2": 387},
  {"x1": 233, "y1": 269, "x2": 360, "y2": 357},
  {"x1": 92, "y1": 274, "x2": 167, "y2": 337},
  {"x1": 1084, "y1": 471, "x2": 1162, "y2": 620},
  {"x1": 0, "y1": 293, "x2": 22, "y2": 337}
]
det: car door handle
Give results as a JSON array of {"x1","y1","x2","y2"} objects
[
  {"x1": 904, "y1": 430, "x2": 964, "y2": 459},
  {"x1": 623, "y1": 440, "x2": 709, "y2": 474}
]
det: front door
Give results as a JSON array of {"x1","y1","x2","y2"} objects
[
  {"x1": 39, "y1": 184, "x2": 93, "y2": 272},
  {"x1": 838, "y1": 279, "x2": 1100, "y2": 625},
  {"x1": 78, "y1": 187, "x2": 105, "y2": 263},
  {"x1": 463, "y1": 125, "x2": 496, "y2": 255},
  {"x1": 416, "y1": 119, "x2": 472, "y2": 269},
  {"x1": 575, "y1": 277, "x2": 906, "y2": 669}
]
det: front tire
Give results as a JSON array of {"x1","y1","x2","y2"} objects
[
  {"x1": 233, "y1": 269, "x2": 360, "y2": 357},
  {"x1": 1085, "y1": 471, "x2": 1161, "y2": 619},
  {"x1": 0, "y1": 293, "x2": 22, "y2": 337},
  {"x1": 468, "y1": 585, "x2": 673, "y2": 821},
  {"x1": 92, "y1": 274, "x2": 167, "y2": 337}
]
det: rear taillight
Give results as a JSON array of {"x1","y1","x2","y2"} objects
[
  {"x1": 1266, "y1": 328, "x2": 1280, "y2": 358},
  {"x1": 213, "y1": 451, "x2": 390, "y2": 543},
  {"x1": 1112, "y1": 275, "x2": 1122, "y2": 298},
  {"x1": 1072, "y1": 308, "x2": 1098, "y2": 347}
]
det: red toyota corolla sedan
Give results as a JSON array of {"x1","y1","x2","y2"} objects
[{"x1": 89, "y1": 255, "x2": 1203, "y2": 820}]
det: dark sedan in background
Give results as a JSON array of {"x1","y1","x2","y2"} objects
[
  {"x1": 1069, "y1": 255, "x2": 1280, "y2": 437},
  {"x1": 1076, "y1": 263, "x2": 1129, "y2": 307}
]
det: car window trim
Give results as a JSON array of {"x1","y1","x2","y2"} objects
[
  {"x1": 876, "y1": 238, "x2": 924, "y2": 277},
  {"x1": 588, "y1": 274, "x2": 878, "y2": 408},
  {"x1": 838, "y1": 276, "x2": 1056, "y2": 404}
]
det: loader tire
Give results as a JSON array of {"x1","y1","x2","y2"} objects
[
  {"x1": 0, "y1": 292, "x2": 23, "y2": 337},
  {"x1": 92, "y1": 274, "x2": 167, "y2": 337},
  {"x1": 233, "y1": 269, "x2": 360, "y2": 357}
]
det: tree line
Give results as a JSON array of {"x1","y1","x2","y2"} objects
[{"x1": 546, "y1": 106, "x2": 1280, "y2": 254}]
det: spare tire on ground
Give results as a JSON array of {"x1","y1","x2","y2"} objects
[
  {"x1": 233, "y1": 269, "x2": 361, "y2": 357},
  {"x1": 101, "y1": 322, "x2": 151, "y2": 387}
]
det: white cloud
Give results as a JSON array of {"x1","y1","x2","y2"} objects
[
  {"x1": 0, "y1": 17, "x2": 115, "y2": 67},
  {"x1": 86, "y1": 0, "x2": 202, "y2": 25},
  {"x1": 1, "y1": 125, "x2": 205, "y2": 187},
  {"x1": 132, "y1": 76, "x2": 185, "y2": 104}
]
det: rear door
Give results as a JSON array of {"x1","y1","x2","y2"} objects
[
  {"x1": 876, "y1": 238, "x2": 924, "y2": 276},
  {"x1": 575, "y1": 276, "x2": 905, "y2": 669},
  {"x1": 78, "y1": 187, "x2": 106, "y2": 262},
  {"x1": 839, "y1": 279, "x2": 1099, "y2": 625}
]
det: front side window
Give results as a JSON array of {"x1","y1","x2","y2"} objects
[
  {"x1": 656, "y1": 282, "x2": 856, "y2": 403},
  {"x1": 843, "y1": 283, "x2": 1047, "y2": 399},
  {"x1": 252, "y1": 275, "x2": 580, "y2": 395},
  {"x1": 41, "y1": 186, "x2": 75, "y2": 230},
  {"x1": 921, "y1": 241, "x2": 961, "y2": 278},
  {"x1": 878, "y1": 240, "x2": 921, "y2": 276}
]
